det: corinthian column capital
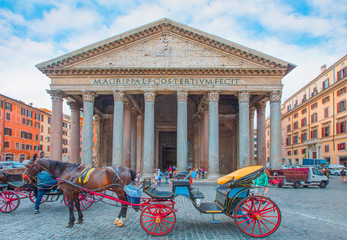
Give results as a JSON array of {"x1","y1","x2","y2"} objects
[
  {"x1": 83, "y1": 91, "x2": 97, "y2": 102},
  {"x1": 113, "y1": 91, "x2": 125, "y2": 102},
  {"x1": 144, "y1": 91, "x2": 156, "y2": 102},
  {"x1": 47, "y1": 90, "x2": 64, "y2": 102},
  {"x1": 177, "y1": 90, "x2": 188, "y2": 102},
  {"x1": 256, "y1": 100, "x2": 267, "y2": 112},
  {"x1": 269, "y1": 90, "x2": 282, "y2": 103},
  {"x1": 208, "y1": 91, "x2": 219, "y2": 102},
  {"x1": 238, "y1": 91, "x2": 250, "y2": 103},
  {"x1": 67, "y1": 101, "x2": 80, "y2": 111}
]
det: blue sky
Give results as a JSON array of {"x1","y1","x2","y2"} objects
[{"x1": 0, "y1": 0, "x2": 346, "y2": 114}]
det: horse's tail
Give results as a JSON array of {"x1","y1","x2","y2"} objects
[{"x1": 129, "y1": 168, "x2": 136, "y2": 183}]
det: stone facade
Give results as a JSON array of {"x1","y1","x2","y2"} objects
[{"x1": 37, "y1": 18, "x2": 295, "y2": 176}]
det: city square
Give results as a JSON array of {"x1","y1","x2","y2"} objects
[
  {"x1": 1, "y1": 177, "x2": 347, "y2": 240},
  {"x1": 0, "y1": 1, "x2": 347, "y2": 240}
]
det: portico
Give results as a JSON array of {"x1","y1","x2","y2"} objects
[{"x1": 38, "y1": 18, "x2": 295, "y2": 177}]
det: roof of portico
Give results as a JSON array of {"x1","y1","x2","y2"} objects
[{"x1": 36, "y1": 18, "x2": 296, "y2": 76}]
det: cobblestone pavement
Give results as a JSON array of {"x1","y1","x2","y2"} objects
[{"x1": 1, "y1": 176, "x2": 347, "y2": 240}]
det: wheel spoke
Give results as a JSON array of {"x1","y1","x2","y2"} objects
[
  {"x1": 243, "y1": 219, "x2": 255, "y2": 231},
  {"x1": 238, "y1": 217, "x2": 252, "y2": 224},
  {"x1": 257, "y1": 219, "x2": 262, "y2": 235},
  {"x1": 251, "y1": 219, "x2": 256, "y2": 235},
  {"x1": 161, "y1": 221, "x2": 169, "y2": 230},
  {"x1": 142, "y1": 214, "x2": 155, "y2": 218},
  {"x1": 260, "y1": 219, "x2": 271, "y2": 232},
  {"x1": 153, "y1": 222, "x2": 157, "y2": 232},
  {"x1": 262, "y1": 218, "x2": 277, "y2": 225},
  {"x1": 257, "y1": 198, "x2": 263, "y2": 211},
  {"x1": 145, "y1": 221, "x2": 155, "y2": 230},
  {"x1": 260, "y1": 208, "x2": 277, "y2": 215},
  {"x1": 162, "y1": 219, "x2": 174, "y2": 224}
]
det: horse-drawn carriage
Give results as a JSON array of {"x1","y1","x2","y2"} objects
[
  {"x1": 0, "y1": 169, "x2": 93, "y2": 213},
  {"x1": 24, "y1": 156, "x2": 281, "y2": 238}
]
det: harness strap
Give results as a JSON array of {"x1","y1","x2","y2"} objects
[{"x1": 110, "y1": 165, "x2": 124, "y2": 186}]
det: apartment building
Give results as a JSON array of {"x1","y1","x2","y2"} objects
[
  {"x1": 282, "y1": 55, "x2": 347, "y2": 166},
  {"x1": 0, "y1": 94, "x2": 41, "y2": 161}
]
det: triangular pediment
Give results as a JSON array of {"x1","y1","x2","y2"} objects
[
  {"x1": 68, "y1": 33, "x2": 261, "y2": 69},
  {"x1": 36, "y1": 18, "x2": 295, "y2": 74}
]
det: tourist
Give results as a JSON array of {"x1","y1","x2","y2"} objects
[
  {"x1": 153, "y1": 171, "x2": 159, "y2": 187},
  {"x1": 340, "y1": 168, "x2": 346, "y2": 183},
  {"x1": 202, "y1": 168, "x2": 205, "y2": 179},
  {"x1": 168, "y1": 171, "x2": 173, "y2": 187},
  {"x1": 158, "y1": 169, "x2": 162, "y2": 186},
  {"x1": 34, "y1": 171, "x2": 58, "y2": 214},
  {"x1": 253, "y1": 171, "x2": 269, "y2": 196},
  {"x1": 135, "y1": 171, "x2": 140, "y2": 186}
]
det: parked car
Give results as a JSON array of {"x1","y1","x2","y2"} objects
[
  {"x1": 329, "y1": 168, "x2": 346, "y2": 176},
  {"x1": 0, "y1": 161, "x2": 26, "y2": 169}
]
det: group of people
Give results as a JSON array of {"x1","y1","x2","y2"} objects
[{"x1": 189, "y1": 168, "x2": 207, "y2": 180}]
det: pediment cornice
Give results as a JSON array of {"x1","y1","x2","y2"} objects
[
  {"x1": 42, "y1": 68, "x2": 286, "y2": 77},
  {"x1": 36, "y1": 19, "x2": 295, "y2": 73}
]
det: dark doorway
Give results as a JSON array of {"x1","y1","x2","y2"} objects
[{"x1": 159, "y1": 132, "x2": 176, "y2": 171}]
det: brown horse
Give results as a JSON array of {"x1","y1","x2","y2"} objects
[{"x1": 24, "y1": 154, "x2": 136, "y2": 228}]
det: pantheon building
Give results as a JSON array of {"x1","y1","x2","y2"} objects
[{"x1": 37, "y1": 19, "x2": 295, "y2": 178}]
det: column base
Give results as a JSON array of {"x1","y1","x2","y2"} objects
[{"x1": 207, "y1": 173, "x2": 220, "y2": 180}]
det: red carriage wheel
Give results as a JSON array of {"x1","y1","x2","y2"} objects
[
  {"x1": 234, "y1": 196, "x2": 281, "y2": 238},
  {"x1": 0, "y1": 191, "x2": 20, "y2": 213},
  {"x1": 29, "y1": 190, "x2": 48, "y2": 204},
  {"x1": 63, "y1": 192, "x2": 93, "y2": 211},
  {"x1": 140, "y1": 203, "x2": 176, "y2": 236}
]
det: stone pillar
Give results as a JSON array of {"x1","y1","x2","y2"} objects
[
  {"x1": 112, "y1": 91, "x2": 124, "y2": 166},
  {"x1": 256, "y1": 100, "x2": 267, "y2": 166},
  {"x1": 199, "y1": 114, "x2": 205, "y2": 169},
  {"x1": 143, "y1": 91, "x2": 156, "y2": 176},
  {"x1": 249, "y1": 108, "x2": 255, "y2": 165},
  {"x1": 47, "y1": 90, "x2": 64, "y2": 161},
  {"x1": 130, "y1": 112, "x2": 137, "y2": 170},
  {"x1": 238, "y1": 91, "x2": 250, "y2": 168},
  {"x1": 123, "y1": 100, "x2": 131, "y2": 168},
  {"x1": 81, "y1": 91, "x2": 97, "y2": 166},
  {"x1": 208, "y1": 91, "x2": 220, "y2": 179},
  {"x1": 94, "y1": 114, "x2": 101, "y2": 167},
  {"x1": 203, "y1": 108, "x2": 209, "y2": 169},
  {"x1": 177, "y1": 90, "x2": 188, "y2": 172},
  {"x1": 67, "y1": 101, "x2": 80, "y2": 163},
  {"x1": 136, "y1": 115, "x2": 143, "y2": 172},
  {"x1": 192, "y1": 114, "x2": 199, "y2": 168},
  {"x1": 270, "y1": 90, "x2": 282, "y2": 170}
]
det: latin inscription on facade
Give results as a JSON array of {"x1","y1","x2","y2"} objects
[{"x1": 94, "y1": 78, "x2": 239, "y2": 86}]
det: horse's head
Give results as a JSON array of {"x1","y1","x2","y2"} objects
[{"x1": 23, "y1": 154, "x2": 43, "y2": 181}]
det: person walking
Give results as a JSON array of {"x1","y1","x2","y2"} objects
[
  {"x1": 158, "y1": 169, "x2": 162, "y2": 186},
  {"x1": 168, "y1": 171, "x2": 173, "y2": 187},
  {"x1": 253, "y1": 171, "x2": 269, "y2": 196},
  {"x1": 34, "y1": 171, "x2": 58, "y2": 214},
  {"x1": 135, "y1": 171, "x2": 140, "y2": 186},
  {"x1": 340, "y1": 168, "x2": 346, "y2": 183}
]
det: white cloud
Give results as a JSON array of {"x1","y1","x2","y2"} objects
[{"x1": 0, "y1": 0, "x2": 346, "y2": 116}]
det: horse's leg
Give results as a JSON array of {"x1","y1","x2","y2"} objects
[
  {"x1": 115, "y1": 189, "x2": 128, "y2": 227},
  {"x1": 64, "y1": 190, "x2": 75, "y2": 228},
  {"x1": 74, "y1": 191, "x2": 83, "y2": 224}
]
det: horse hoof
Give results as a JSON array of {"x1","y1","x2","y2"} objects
[
  {"x1": 117, "y1": 222, "x2": 124, "y2": 227},
  {"x1": 76, "y1": 220, "x2": 83, "y2": 224},
  {"x1": 114, "y1": 219, "x2": 119, "y2": 225},
  {"x1": 65, "y1": 224, "x2": 74, "y2": 228}
]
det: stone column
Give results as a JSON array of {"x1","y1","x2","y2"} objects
[
  {"x1": 130, "y1": 111, "x2": 137, "y2": 170},
  {"x1": 177, "y1": 90, "x2": 188, "y2": 172},
  {"x1": 199, "y1": 114, "x2": 205, "y2": 169},
  {"x1": 47, "y1": 90, "x2": 64, "y2": 161},
  {"x1": 270, "y1": 90, "x2": 282, "y2": 170},
  {"x1": 249, "y1": 108, "x2": 255, "y2": 165},
  {"x1": 94, "y1": 114, "x2": 101, "y2": 167},
  {"x1": 192, "y1": 114, "x2": 198, "y2": 168},
  {"x1": 112, "y1": 91, "x2": 124, "y2": 166},
  {"x1": 123, "y1": 100, "x2": 131, "y2": 168},
  {"x1": 81, "y1": 91, "x2": 97, "y2": 166},
  {"x1": 256, "y1": 100, "x2": 267, "y2": 166},
  {"x1": 208, "y1": 91, "x2": 220, "y2": 179},
  {"x1": 67, "y1": 101, "x2": 80, "y2": 163},
  {"x1": 143, "y1": 91, "x2": 156, "y2": 176},
  {"x1": 136, "y1": 115, "x2": 143, "y2": 172},
  {"x1": 203, "y1": 108, "x2": 209, "y2": 169},
  {"x1": 238, "y1": 91, "x2": 250, "y2": 168}
]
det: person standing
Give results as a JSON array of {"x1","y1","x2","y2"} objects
[
  {"x1": 34, "y1": 171, "x2": 58, "y2": 214},
  {"x1": 158, "y1": 169, "x2": 162, "y2": 186},
  {"x1": 153, "y1": 171, "x2": 159, "y2": 187},
  {"x1": 340, "y1": 168, "x2": 346, "y2": 183}
]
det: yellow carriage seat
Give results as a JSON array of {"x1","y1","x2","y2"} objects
[{"x1": 217, "y1": 166, "x2": 264, "y2": 185}]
